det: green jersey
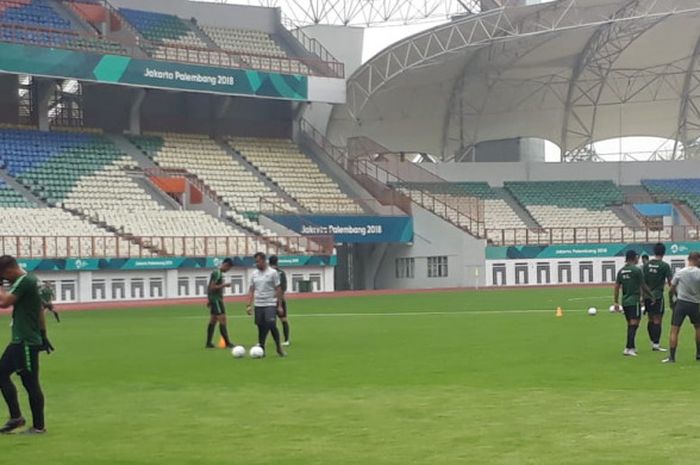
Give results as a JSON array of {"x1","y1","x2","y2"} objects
[
  {"x1": 616, "y1": 264, "x2": 644, "y2": 307},
  {"x1": 39, "y1": 283, "x2": 55, "y2": 306},
  {"x1": 643, "y1": 259, "x2": 672, "y2": 300},
  {"x1": 208, "y1": 269, "x2": 224, "y2": 302},
  {"x1": 9, "y1": 273, "x2": 42, "y2": 346},
  {"x1": 277, "y1": 268, "x2": 287, "y2": 293}
]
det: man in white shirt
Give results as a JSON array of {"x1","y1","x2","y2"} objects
[
  {"x1": 246, "y1": 252, "x2": 285, "y2": 357},
  {"x1": 663, "y1": 252, "x2": 700, "y2": 363}
]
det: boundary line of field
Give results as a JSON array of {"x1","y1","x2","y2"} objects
[{"x1": 0, "y1": 283, "x2": 610, "y2": 314}]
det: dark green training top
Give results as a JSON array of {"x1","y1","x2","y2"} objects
[
  {"x1": 616, "y1": 264, "x2": 644, "y2": 307},
  {"x1": 643, "y1": 259, "x2": 673, "y2": 300},
  {"x1": 9, "y1": 273, "x2": 42, "y2": 346},
  {"x1": 208, "y1": 269, "x2": 224, "y2": 302},
  {"x1": 277, "y1": 268, "x2": 287, "y2": 293},
  {"x1": 39, "y1": 283, "x2": 55, "y2": 307}
]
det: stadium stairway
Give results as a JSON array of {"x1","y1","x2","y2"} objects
[
  {"x1": 52, "y1": 0, "x2": 100, "y2": 37},
  {"x1": 609, "y1": 204, "x2": 644, "y2": 228},
  {"x1": 298, "y1": 135, "x2": 391, "y2": 215},
  {"x1": 188, "y1": 20, "x2": 221, "y2": 51},
  {"x1": 0, "y1": 166, "x2": 47, "y2": 207},
  {"x1": 105, "y1": 133, "x2": 160, "y2": 170},
  {"x1": 492, "y1": 187, "x2": 540, "y2": 229},
  {"x1": 127, "y1": 169, "x2": 183, "y2": 211}
]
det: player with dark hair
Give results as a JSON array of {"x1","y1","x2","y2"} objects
[
  {"x1": 641, "y1": 254, "x2": 650, "y2": 268},
  {"x1": 614, "y1": 250, "x2": 652, "y2": 357},
  {"x1": 246, "y1": 252, "x2": 285, "y2": 357},
  {"x1": 269, "y1": 255, "x2": 291, "y2": 346},
  {"x1": 205, "y1": 258, "x2": 235, "y2": 349},
  {"x1": 0, "y1": 255, "x2": 53, "y2": 434},
  {"x1": 662, "y1": 251, "x2": 700, "y2": 363},
  {"x1": 642, "y1": 243, "x2": 673, "y2": 351}
]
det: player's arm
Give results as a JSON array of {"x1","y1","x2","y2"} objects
[
  {"x1": 246, "y1": 284, "x2": 254, "y2": 315},
  {"x1": 641, "y1": 282, "x2": 654, "y2": 303},
  {"x1": 38, "y1": 309, "x2": 54, "y2": 353},
  {"x1": 208, "y1": 277, "x2": 230, "y2": 292},
  {"x1": 0, "y1": 288, "x2": 18, "y2": 308},
  {"x1": 613, "y1": 282, "x2": 621, "y2": 310}
]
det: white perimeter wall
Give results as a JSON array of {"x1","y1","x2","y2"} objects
[
  {"x1": 32, "y1": 266, "x2": 333, "y2": 304},
  {"x1": 423, "y1": 160, "x2": 700, "y2": 186},
  {"x1": 485, "y1": 256, "x2": 689, "y2": 287},
  {"x1": 374, "y1": 205, "x2": 486, "y2": 289}
]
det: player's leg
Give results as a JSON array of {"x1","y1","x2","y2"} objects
[
  {"x1": 0, "y1": 344, "x2": 26, "y2": 433},
  {"x1": 664, "y1": 303, "x2": 687, "y2": 362},
  {"x1": 645, "y1": 299, "x2": 655, "y2": 344},
  {"x1": 17, "y1": 346, "x2": 44, "y2": 433},
  {"x1": 623, "y1": 305, "x2": 641, "y2": 356},
  {"x1": 255, "y1": 307, "x2": 269, "y2": 352},
  {"x1": 206, "y1": 305, "x2": 218, "y2": 348},
  {"x1": 687, "y1": 304, "x2": 700, "y2": 361},
  {"x1": 648, "y1": 299, "x2": 665, "y2": 351},
  {"x1": 265, "y1": 307, "x2": 285, "y2": 356},
  {"x1": 280, "y1": 299, "x2": 290, "y2": 346},
  {"x1": 216, "y1": 313, "x2": 234, "y2": 348}
]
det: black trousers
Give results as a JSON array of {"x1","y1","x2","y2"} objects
[{"x1": 0, "y1": 343, "x2": 45, "y2": 429}]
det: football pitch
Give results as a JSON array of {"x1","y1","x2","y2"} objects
[{"x1": 2, "y1": 286, "x2": 700, "y2": 464}]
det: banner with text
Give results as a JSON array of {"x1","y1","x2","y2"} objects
[
  {"x1": 486, "y1": 242, "x2": 700, "y2": 260},
  {"x1": 0, "y1": 42, "x2": 308, "y2": 100},
  {"x1": 17, "y1": 255, "x2": 336, "y2": 272},
  {"x1": 268, "y1": 215, "x2": 414, "y2": 243}
]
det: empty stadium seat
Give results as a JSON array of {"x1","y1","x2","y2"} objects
[
  {"x1": 228, "y1": 137, "x2": 363, "y2": 214},
  {"x1": 0, "y1": 179, "x2": 34, "y2": 208},
  {"x1": 390, "y1": 181, "x2": 527, "y2": 240},
  {"x1": 129, "y1": 132, "x2": 294, "y2": 236},
  {"x1": 643, "y1": 179, "x2": 700, "y2": 218},
  {"x1": 505, "y1": 181, "x2": 627, "y2": 231},
  {"x1": 119, "y1": 8, "x2": 205, "y2": 47},
  {"x1": 0, "y1": 128, "x2": 257, "y2": 256},
  {"x1": 200, "y1": 25, "x2": 309, "y2": 74},
  {"x1": 0, "y1": 0, "x2": 71, "y2": 31}
]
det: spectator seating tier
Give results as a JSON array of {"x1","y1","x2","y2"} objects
[
  {"x1": 505, "y1": 181, "x2": 627, "y2": 229},
  {"x1": 129, "y1": 133, "x2": 293, "y2": 236},
  {"x1": 643, "y1": 179, "x2": 700, "y2": 218},
  {"x1": 228, "y1": 137, "x2": 363, "y2": 214}
]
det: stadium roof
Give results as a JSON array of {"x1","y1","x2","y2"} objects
[
  {"x1": 202, "y1": 0, "x2": 485, "y2": 27},
  {"x1": 328, "y1": 0, "x2": 700, "y2": 161}
]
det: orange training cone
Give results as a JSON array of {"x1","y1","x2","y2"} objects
[
  {"x1": 217, "y1": 336, "x2": 227, "y2": 349},
  {"x1": 556, "y1": 307, "x2": 563, "y2": 317}
]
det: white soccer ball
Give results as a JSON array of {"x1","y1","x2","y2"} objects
[
  {"x1": 249, "y1": 346, "x2": 265, "y2": 359},
  {"x1": 587, "y1": 307, "x2": 598, "y2": 316},
  {"x1": 231, "y1": 346, "x2": 246, "y2": 358}
]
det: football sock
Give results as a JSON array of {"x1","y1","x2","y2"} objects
[
  {"x1": 206, "y1": 323, "x2": 215, "y2": 346},
  {"x1": 19, "y1": 372, "x2": 44, "y2": 430},
  {"x1": 670, "y1": 347, "x2": 677, "y2": 360},
  {"x1": 653, "y1": 323, "x2": 662, "y2": 345},
  {"x1": 627, "y1": 325, "x2": 638, "y2": 349},
  {"x1": 282, "y1": 321, "x2": 290, "y2": 342},
  {"x1": 647, "y1": 321, "x2": 655, "y2": 342},
  {"x1": 219, "y1": 325, "x2": 232, "y2": 345},
  {"x1": 0, "y1": 372, "x2": 21, "y2": 419}
]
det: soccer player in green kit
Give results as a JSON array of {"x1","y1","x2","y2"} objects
[
  {"x1": 614, "y1": 250, "x2": 653, "y2": 357},
  {"x1": 0, "y1": 256, "x2": 53, "y2": 434},
  {"x1": 205, "y1": 258, "x2": 235, "y2": 349},
  {"x1": 643, "y1": 243, "x2": 673, "y2": 351}
]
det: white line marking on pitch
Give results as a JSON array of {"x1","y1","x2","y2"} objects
[{"x1": 175, "y1": 308, "x2": 591, "y2": 320}]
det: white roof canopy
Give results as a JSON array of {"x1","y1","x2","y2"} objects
[{"x1": 329, "y1": 0, "x2": 700, "y2": 160}]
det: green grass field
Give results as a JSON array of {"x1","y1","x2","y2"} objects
[{"x1": 2, "y1": 287, "x2": 700, "y2": 464}]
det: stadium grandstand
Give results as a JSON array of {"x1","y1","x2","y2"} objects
[{"x1": 0, "y1": 0, "x2": 698, "y2": 302}]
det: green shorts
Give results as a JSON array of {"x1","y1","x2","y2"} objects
[{"x1": 208, "y1": 299, "x2": 226, "y2": 315}]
